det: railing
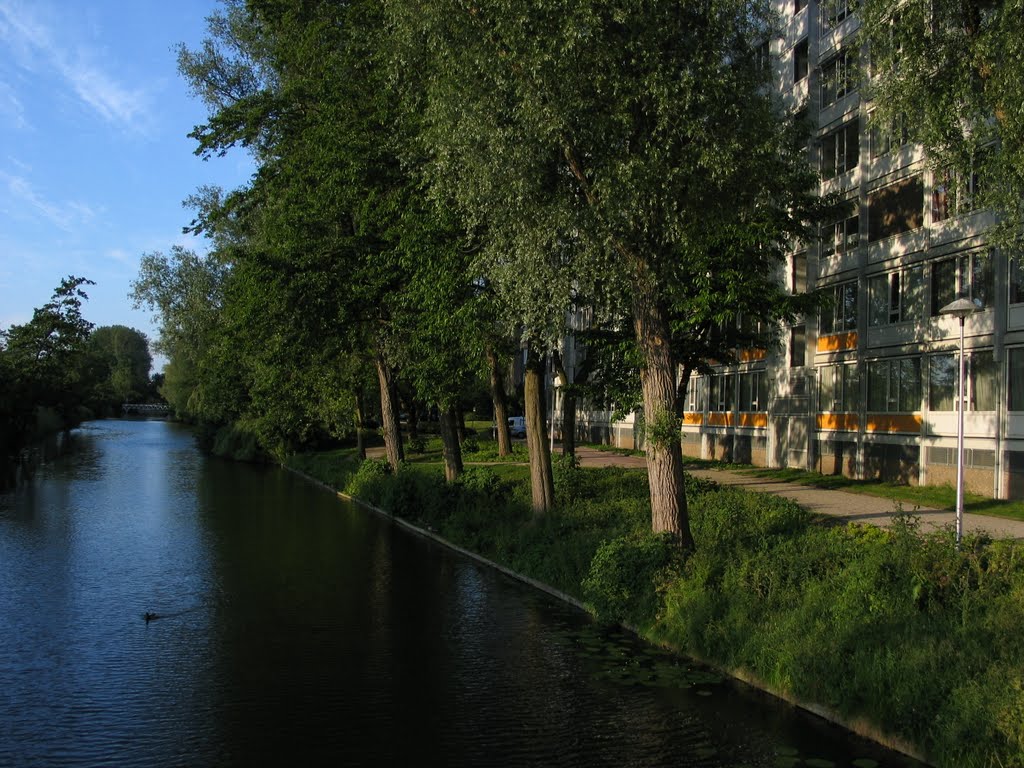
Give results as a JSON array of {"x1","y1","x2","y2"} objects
[{"x1": 121, "y1": 403, "x2": 171, "y2": 416}]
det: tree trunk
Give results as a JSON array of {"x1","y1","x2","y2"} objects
[
  {"x1": 524, "y1": 347, "x2": 555, "y2": 515},
  {"x1": 632, "y1": 280, "x2": 695, "y2": 550},
  {"x1": 408, "y1": 401, "x2": 420, "y2": 440},
  {"x1": 438, "y1": 405, "x2": 464, "y2": 482},
  {"x1": 551, "y1": 350, "x2": 575, "y2": 458},
  {"x1": 487, "y1": 346, "x2": 513, "y2": 456},
  {"x1": 456, "y1": 404, "x2": 466, "y2": 444},
  {"x1": 375, "y1": 352, "x2": 404, "y2": 470},
  {"x1": 354, "y1": 393, "x2": 366, "y2": 460}
]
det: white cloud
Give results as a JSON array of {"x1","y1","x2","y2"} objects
[
  {"x1": 0, "y1": 1, "x2": 149, "y2": 129},
  {"x1": 0, "y1": 79, "x2": 27, "y2": 129},
  {"x1": 0, "y1": 170, "x2": 97, "y2": 231},
  {"x1": 104, "y1": 247, "x2": 137, "y2": 268}
]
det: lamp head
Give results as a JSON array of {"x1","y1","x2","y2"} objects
[{"x1": 940, "y1": 297, "x2": 981, "y2": 320}]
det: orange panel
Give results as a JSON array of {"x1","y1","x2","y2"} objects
[
  {"x1": 816, "y1": 413, "x2": 859, "y2": 431},
  {"x1": 738, "y1": 413, "x2": 768, "y2": 428},
  {"x1": 682, "y1": 413, "x2": 704, "y2": 426},
  {"x1": 737, "y1": 348, "x2": 767, "y2": 362},
  {"x1": 865, "y1": 414, "x2": 923, "y2": 433},
  {"x1": 816, "y1": 332, "x2": 858, "y2": 352},
  {"x1": 707, "y1": 413, "x2": 734, "y2": 427}
]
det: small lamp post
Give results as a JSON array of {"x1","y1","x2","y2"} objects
[{"x1": 939, "y1": 297, "x2": 981, "y2": 548}]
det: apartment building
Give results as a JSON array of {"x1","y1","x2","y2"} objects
[{"x1": 557, "y1": 0, "x2": 1024, "y2": 498}]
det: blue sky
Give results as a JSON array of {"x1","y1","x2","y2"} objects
[{"x1": 0, "y1": 0, "x2": 252, "y2": 367}]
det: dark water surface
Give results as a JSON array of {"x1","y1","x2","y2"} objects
[{"x1": 0, "y1": 420, "x2": 924, "y2": 767}]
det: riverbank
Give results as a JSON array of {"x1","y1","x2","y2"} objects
[{"x1": 286, "y1": 449, "x2": 1024, "y2": 768}]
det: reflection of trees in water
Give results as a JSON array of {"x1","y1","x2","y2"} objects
[{"x1": 1, "y1": 430, "x2": 93, "y2": 490}]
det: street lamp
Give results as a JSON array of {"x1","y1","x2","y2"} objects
[{"x1": 939, "y1": 297, "x2": 981, "y2": 548}]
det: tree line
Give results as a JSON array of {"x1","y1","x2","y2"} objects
[
  {"x1": 0, "y1": 277, "x2": 159, "y2": 471},
  {"x1": 137, "y1": 0, "x2": 1021, "y2": 550}
]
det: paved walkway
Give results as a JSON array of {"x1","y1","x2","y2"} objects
[{"x1": 369, "y1": 444, "x2": 1024, "y2": 539}]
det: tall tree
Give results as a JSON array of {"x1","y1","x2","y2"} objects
[
  {"x1": 180, "y1": 0, "x2": 485, "y2": 469},
  {"x1": 0, "y1": 277, "x2": 96, "y2": 461},
  {"x1": 88, "y1": 325, "x2": 153, "y2": 407},
  {"x1": 131, "y1": 246, "x2": 235, "y2": 422},
  {"x1": 861, "y1": 0, "x2": 1024, "y2": 248},
  {"x1": 388, "y1": 0, "x2": 821, "y2": 546}
]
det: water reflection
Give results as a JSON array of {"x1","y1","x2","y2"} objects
[{"x1": 0, "y1": 420, "x2": 926, "y2": 767}]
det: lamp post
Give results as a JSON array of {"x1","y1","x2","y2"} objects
[{"x1": 939, "y1": 297, "x2": 981, "y2": 548}]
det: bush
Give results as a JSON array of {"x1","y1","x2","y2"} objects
[
  {"x1": 210, "y1": 421, "x2": 268, "y2": 462},
  {"x1": 344, "y1": 458, "x2": 391, "y2": 503},
  {"x1": 583, "y1": 530, "x2": 682, "y2": 628},
  {"x1": 461, "y1": 436, "x2": 479, "y2": 453},
  {"x1": 407, "y1": 436, "x2": 427, "y2": 454}
]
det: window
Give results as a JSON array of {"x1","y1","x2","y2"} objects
[
  {"x1": 1010, "y1": 348, "x2": 1024, "y2": 411},
  {"x1": 819, "y1": 363, "x2": 860, "y2": 411},
  {"x1": 790, "y1": 324, "x2": 806, "y2": 367},
  {"x1": 820, "y1": 50, "x2": 856, "y2": 108},
  {"x1": 929, "y1": 351, "x2": 997, "y2": 411},
  {"x1": 932, "y1": 165, "x2": 982, "y2": 223},
  {"x1": 929, "y1": 353, "x2": 956, "y2": 411},
  {"x1": 820, "y1": 281, "x2": 858, "y2": 335},
  {"x1": 739, "y1": 370, "x2": 769, "y2": 411},
  {"x1": 868, "y1": 265, "x2": 925, "y2": 326},
  {"x1": 755, "y1": 40, "x2": 771, "y2": 73},
  {"x1": 794, "y1": 39, "x2": 809, "y2": 82},
  {"x1": 821, "y1": 0, "x2": 857, "y2": 33},
  {"x1": 794, "y1": 108, "x2": 812, "y2": 155},
  {"x1": 869, "y1": 113, "x2": 908, "y2": 158},
  {"x1": 930, "y1": 250, "x2": 993, "y2": 316},
  {"x1": 821, "y1": 204, "x2": 859, "y2": 257},
  {"x1": 1011, "y1": 253, "x2": 1024, "y2": 304},
  {"x1": 792, "y1": 252, "x2": 808, "y2": 293},
  {"x1": 868, "y1": 357, "x2": 921, "y2": 412},
  {"x1": 868, "y1": 175, "x2": 924, "y2": 241},
  {"x1": 821, "y1": 120, "x2": 860, "y2": 179},
  {"x1": 709, "y1": 373, "x2": 736, "y2": 412},
  {"x1": 686, "y1": 376, "x2": 704, "y2": 413}
]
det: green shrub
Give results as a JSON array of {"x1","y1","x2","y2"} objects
[
  {"x1": 210, "y1": 421, "x2": 268, "y2": 462},
  {"x1": 583, "y1": 530, "x2": 682, "y2": 628},
  {"x1": 344, "y1": 458, "x2": 391, "y2": 503},
  {"x1": 407, "y1": 436, "x2": 427, "y2": 454},
  {"x1": 461, "y1": 436, "x2": 479, "y2": 453}
]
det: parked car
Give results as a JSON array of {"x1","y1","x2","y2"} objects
[{"x1": 507, "y1": 416, "x2": 526, "y2": 438}]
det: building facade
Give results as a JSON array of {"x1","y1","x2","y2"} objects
[{"x1": 559, "y1": 0, "x2": 1024, "y2": 499}]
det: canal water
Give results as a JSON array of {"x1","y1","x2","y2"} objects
[{"x1": 0, "y1": 419, "x2": 924, "y2": 767}]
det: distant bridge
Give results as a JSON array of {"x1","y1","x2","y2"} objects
[{"x1": 121, "y1": 403, "x2": 171, "y2": 417}]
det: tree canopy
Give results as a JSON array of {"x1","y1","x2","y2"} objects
[
  {"x1": 386, "y1": 0, "x2": 822, "y2": 543},
  {"x1": 861, "y1": 0, "x2": 1024, "y2": 248}
]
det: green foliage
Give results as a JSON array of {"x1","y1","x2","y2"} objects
[
  {"x1": 209, "y1": 419, "x2": 270, "y2": 463},
  {"x1": 344, "y1": 458, "x2": 393, "y2": 501},
  {"x1": 861, "y1": 0, "x2": 1024, "y2": 249},
  {"x1": 0, "y1": 277, "x2": 98, "y2": 461},
  {"x1": 86, "y1": 325, "x2": 154, "y2": 413},
  {"x1": 659, "y1": 500, "x2": 1024, "y2": 768},
  {"x1": 583, "y1": 531, "x2": 682, "y2": 628}
]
